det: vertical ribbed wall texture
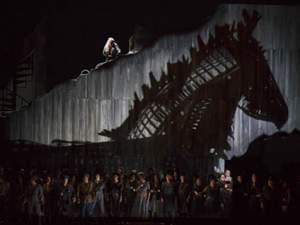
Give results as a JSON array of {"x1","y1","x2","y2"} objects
[{"x1": 5, "y1": 5, "x2": 300, "y2": 158}]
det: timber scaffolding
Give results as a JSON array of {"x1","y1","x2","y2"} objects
[{"x1": 0, "y1": 51, "x2": 33, "y2": 118}]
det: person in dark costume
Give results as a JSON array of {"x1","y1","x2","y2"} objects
[
  {"x1": 262, "y1": 177, "x2": 279, "y2": 216},
  {"x1": 59, "y1": 175, "x2": 75, "y2": 218},
  {"x1": 15, "y1": 170, "x2": 26, "y2": 221},
  {"x1": 0, "y1": 174, "x2": 11, "y2": 224},
  {"x1": 149, "y1": 173, "x2": 163, "y2": 217},
  {"x1": 116, "y1": 167, "x2": 127, "y2": 216},
  {"x1": 177, "y1": 175, "x2": 190, "y2": 217},
  {"x1": 131, "y1": 172, "x2": 150, "y2": 218},
  {"x1": 77, "y1": 174, "x2": 94, "y2": 219},
  {"x1": 43, "y1": 176, "x2": 55, "y2": 225},
  {"x1": 219, "y1": 174, "x2": 232, "y2": 217},
  {"x1": 91, "y1": 173, "x2": 106, "y2": 217},
  {"x1": 232, "y1": 175, "x2": 247, "y2": 217},
  {"x1": 161, "y1": 173, "x2": 177, "y2": 218},
  {"x1": 203, "y1": 177, "x2": 220, "y2": 216},
  {"x1": 110, "y1": 173, "x2": 122, "y2": 217},
  {"x1": 125, "y1": 172, "x2": 137, "y2": 216},
  {"x1": 279, "y1": 180, "x2": 291, "y2": 215},
  {"x1": 189, "y1": 176, "x2": 205, "y2": 217},
  {"x1": 24, "y1": 176, "x2": 45, "y2": 225},
  {"x1": 246, "y1": 173, "x2": 262, "y2": 217}
]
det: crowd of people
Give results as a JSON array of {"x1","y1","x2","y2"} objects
[{"x1": 0, "y1": 166, "x2": 293, "y2": 225}]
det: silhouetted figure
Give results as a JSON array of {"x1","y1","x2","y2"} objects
[
  {"x1": 189, "y1": 176, "x2": 205, "y2": 217},
  {"x1": 125, "y1": 172, "x2": 137, "y2": 216},
  {"x1": 43, "y1": 176, "x2": 55, "y2": 225},
  {"x1": 149, "y1": 173, "x2": 163, "y2": 217},
  {"x1": 203, "y1": 178, "x2": 220, "y2": 216},
  {"x1": 110, "y1": 173, "x2": 122, "y2": 217},
  {"x1": 77, "y1": 174, "x2": 94, "y2": 219},
  {"x1": 91, "y1": 173, "x2": 106, "y2": 217},
  {"x1": 59, "y1": 176, "x2": 75, "y2": 218},
  {"x1": 132, "y1": 172, "x2": 150, "y2": 217},
  {"x1": 24, "y1": 176, "x2": 44, "y2": 225},
  {"x1": 177, "y1": 175, "x2": 190, "y2": 217},
  {"x1": 219, "y1": 174, "x2": 232, "y2": 217},
  {"x1": 279, "y1": 180, "x2": 291, "y2": 215},
  {"x1": 161, "y1": 173, "x2": 176, "y2": 217},
  {"x1": 246, "y1": 173, "x2": 262, "y2": 216},
  {"x1": 232, "y1": 175, "x2": 247, "y2": 217},
  {"x1": 128, "y1": 25, "x2": 157, "y2": 54},
  {"x1": 262, "y1": 177, "x2": 279, "y2": 216},
  {"x1": 15, "y1": 170, "x2": 26, "y2": 218},
  {"x1": 0, "y1": 174, "x2": 11, "y2": 224}
]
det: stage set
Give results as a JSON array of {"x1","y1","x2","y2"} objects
[{"x1": 0, "y1": 1, "x2": 299, "y2": 225}]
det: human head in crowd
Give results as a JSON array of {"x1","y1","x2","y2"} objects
[
  {"x1": 251, "y1": 173, "x2": 257, "y2": 183},
  {"x1": 112, "y1": 173, "x2": 119, "y2": 184},
  {"x1": 138, "y1": 172, "x2": 146, "y2": 182},
  {"x1": 225, "y1": 170, "x2": 232, "y2": 182},
  {"x1": 159, "y1": 170, "x2": 164, "y2": 181},
  {"x1": 83, "y1": 174, "x2": 89, "y2": 184},
  {"x1": 267, "y1": 177, "x2": 274, "y2": 188},
  {"x1": 147, "y1": 168, "x2": 154, "y2": 177},
  {"x1": 117, "y1": 167, "x2": 124, "y2": 175},
  {"x1": 165, "y1": 173, "x2": 173, "y2": 183},
  {"x1": 63, "y1": 175, "x2": 69, "y2": 186},
  {"x1": 220, "y1": 174, "x2": 226, "y2": 183},
  {"x1": 128, "y1": 173, "x2": 136, "y2": 183},
  {"x1": 209, "y1": 178, "x2": 216, "y2": 188},
  {"x1": 30, "y1": 175, "x2": 38, "y2": 186},
  {"x1": 236, "y1": 175, "x2": 243, "y2": 183},
  {"x1": 173, "y1": 168, "x2": 178, "y2": 181},
  {"x1": 195, "y1": 176, "x2": 202, "y2": 186},
  {"x1": 46, "y1": 176, "x2": 52, "y2": 184},
  {"x1": 180, "y1": 175, "x2": 186, "y2": 183},
  {"x1": 153, "y1": 173, "x2": 160, "y2": 187},
  {"x1": 95, "y1": 173, "x2": 101, "y2": 183}
]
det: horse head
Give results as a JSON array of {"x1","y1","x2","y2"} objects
[{"x1": 222, "y1": 10, "x2": 288, "y2": 129}]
